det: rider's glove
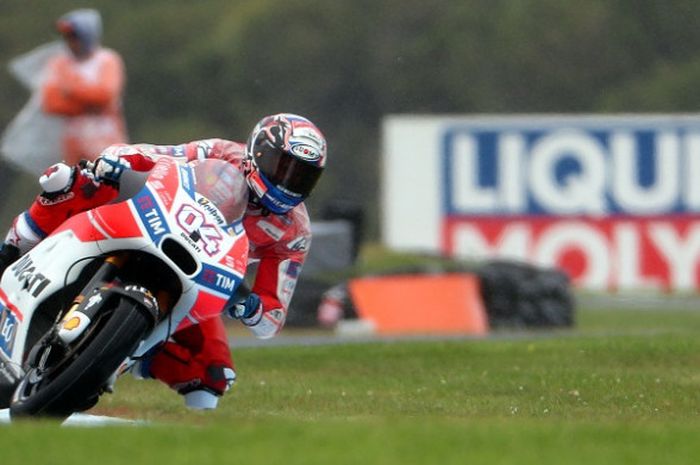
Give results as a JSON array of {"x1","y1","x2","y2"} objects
[
  {"x1": 93, "y1": 154, "x2": 131, "y2": 185},
  {"x1": 225, "y1": 292, "x2": 263, "y2": 326}
]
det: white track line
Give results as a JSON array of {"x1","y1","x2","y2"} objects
[{"x1": 0, "y1": 408, "x2": 142, "y2": 426}]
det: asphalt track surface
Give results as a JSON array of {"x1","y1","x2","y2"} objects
[{"x1": 227, "y1": 330, "x2": 488, "y2": 348}]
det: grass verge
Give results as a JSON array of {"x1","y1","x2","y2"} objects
[{"x1": 2, "y1": 307, "x2": 700, "y2": 464}]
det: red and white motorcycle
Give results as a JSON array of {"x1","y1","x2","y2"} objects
[{"x1": 0, "y1": 157, "x2": 249, "y2": 419}]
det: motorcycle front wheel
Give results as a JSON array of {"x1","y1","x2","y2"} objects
[{"x1": 9, "y1": 295, "x2": 151, "y2": 421}]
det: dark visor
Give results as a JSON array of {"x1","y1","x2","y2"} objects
[{"x1": 255, "y1": 142, "x2": 322, "y2": 198}]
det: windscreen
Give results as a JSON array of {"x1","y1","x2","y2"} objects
[{"x1": 191, "y1": 159, "x2": 248, "y2": 224}]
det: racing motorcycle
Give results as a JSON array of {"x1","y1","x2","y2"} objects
[{"x1": 0, "y1": 156, "x2": 249, "y2": 420}]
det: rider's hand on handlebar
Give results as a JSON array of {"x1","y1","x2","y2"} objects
[
  {"x1": 226, "y1": 292, "x2": 263, "y2": 326},
  {"x1": 93, "y1": 154, "x2": 132, "y2": 184}
]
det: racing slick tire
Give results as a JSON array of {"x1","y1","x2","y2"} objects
[{"x1": 9, "y1": 295, "x2": 151, "y2": 421}]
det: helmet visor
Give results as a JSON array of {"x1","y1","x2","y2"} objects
[{"x1": 254, "y1": 143, "x2": 322, "y2": 199}]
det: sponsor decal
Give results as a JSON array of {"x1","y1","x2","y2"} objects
[
  {"x1": 148, "y1": 161, "x2": 172, "y2": 182},
  {"x1": 277, "y1": 260, "x2": 299, "y2": 307},
  {"x1": 200, "y1": 267, "x2": 217, "y2": 284},
  {"x1": 290, "y1": 143, "x2": 321, "y2": 161},
  {"x1": 179, "y1": 231, "x2": 203, "y2": 253},
  {"x1": 268, "y1": 309, "x2": 285, "y2": 323},
  {"x1": 62, "y1": 316, "x2": 81, "y2": 331},
  {"x1": 442, "y1": 127, "x2": 700, "y2": 216},
  {"x1": 146, "y1": 160, "x2": 182, "y2": 209},
  {"x1": 148, "y1": 180, "x2": 174, "y2": 208},
  {"x1": 0, "y1": 306, "x2": 17, "y2": 357},
  {"x1": 84, "y1": 293, "x2": 103, "y2": 310},
  {"x1": 286, "y1": 236, "x2": 308, "y2": 252},
  {"x1": 285, "y1": 261, "x2": 302, "y2": 278},
  {"x1": 134, "y1": 191, "x2": 169, "y2": 242},
  {"x1": 10, "y1": 255, "x2": 51, "y2": 298},
  {"x1": 176, "y1": 204, "x2": 223, "y2": 256},
  {"x1": 215, "y1": 273, "x2": 238, "y2": 292},
  {"x1": 438, "y1": 119, "x2": 700, "y2": 290},
  {"x1": 124, "y1": 285, "x2": 157, "y2": 310},
  {"x1": 195, "y1": 264, "x2": 241, "y2": 294},
  {"x1": 196, "y1": 141, "x2": 213, "y2": 160},
  {"x1": 196, "y1": 196, "x2": 226, "y2": 225},
  {"x1": 262, "y1": 192, "x2": 292, "y2": 211},
  {"x1": 171, "y1": 145, "x2": 187, "y2": 157},
  {"x1": 257, "y1": 220, "x2": 284, "y2": 241},
  {"x1": 179, "y1": 165, "x2": 195, "y2": 197},
  {"x1": 38, "y1": 191, "x2": 75, "y2": 206},
  {"x1": 226, "y1": 221, "x2": 245, "y2": 236}
]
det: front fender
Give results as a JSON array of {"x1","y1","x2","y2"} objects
[{"x1": 57, "y1": 285, "x2": 160, "y2": 346}]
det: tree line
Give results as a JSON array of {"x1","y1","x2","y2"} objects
[{"x1": 1, "y1": 0, "x2": 699, "y2": 235}]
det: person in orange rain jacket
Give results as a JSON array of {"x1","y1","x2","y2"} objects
[{"x1": 41, "y1": 9, "x2": 127, "y2": 165}]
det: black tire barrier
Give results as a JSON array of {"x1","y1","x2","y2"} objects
[
  {"x1": 476, "y1": 261, "x2": 575, "y2": 328},
  {"x1": 290, "y1": 260, "x2": 575, "y2": 330}
]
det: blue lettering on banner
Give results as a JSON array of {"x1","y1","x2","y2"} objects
[
  {"x1": 0, "y1": 306, "x2": 18, "y2": 357},
  {"x1": 441, "y1": 121, "x2": 700, "y2": 217},
  {"x1": 195, "y1": 264, "x2": 242, "y2": 295},
  {"x1": 134, "y1": 189, "x2": 170, "y2": 243}
]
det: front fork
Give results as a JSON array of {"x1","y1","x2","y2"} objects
[
  {"x1": 56, "y1": 252, "x2": 168, "y2": 345},
  {"x1": 56, "y1": 253, "x2": 129, "y2": 345}
]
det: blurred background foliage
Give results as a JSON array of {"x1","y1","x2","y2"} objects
[{"x1": 1, "y1": 0, "x2": 700, "y2": 237}]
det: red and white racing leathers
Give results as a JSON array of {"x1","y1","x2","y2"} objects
[{"x1": 5, "y1": 139, "x2": 310, "y2": 398}]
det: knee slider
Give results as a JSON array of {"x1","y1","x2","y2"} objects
[
  {"x1": 173, "y1": 364, "x2": 236, "y2": 398},
  {"x1": 204, "y1": 364, "x2": 237, "y2": 395},
  {"x1": 184, "y1": 390, "x2": 220, "y2": 410}
]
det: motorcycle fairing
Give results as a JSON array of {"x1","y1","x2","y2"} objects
[{"x1": 0, "y1": 156, "x2": 248, "y2": 370}]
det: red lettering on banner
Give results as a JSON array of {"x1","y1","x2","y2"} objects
[{"x1": 442, "y1": 216, "x2": 700, "y2": 291}]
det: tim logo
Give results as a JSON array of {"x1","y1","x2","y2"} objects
[{"x1": 198, "y1": 266, "x2": 239, "y2": 293}]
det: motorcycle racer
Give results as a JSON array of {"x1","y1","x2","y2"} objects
[{"x1": 0, "y1": 113, "x2": 327, "y2": 409}]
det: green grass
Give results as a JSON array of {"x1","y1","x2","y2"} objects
[{"x1": 3, "y1": 307, "x2": 700, "y2": 464}]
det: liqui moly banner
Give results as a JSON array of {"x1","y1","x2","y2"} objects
[{"x1": 381, "y1": 115, "x2": 700, "y2": 291}]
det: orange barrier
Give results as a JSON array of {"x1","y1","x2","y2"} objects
[{"x1": 347, "y1": 273, "x2": 489, "y2": 335}]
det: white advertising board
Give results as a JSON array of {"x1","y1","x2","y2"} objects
[{"x1": 382, "y1": 114, "x2": 700, "y2": 291}]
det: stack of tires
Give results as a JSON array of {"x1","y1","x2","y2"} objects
[{"x1": 477, "y1": 261, "x2": 575, "y2": 328}]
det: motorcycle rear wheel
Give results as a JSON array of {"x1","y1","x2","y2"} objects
[{"x1": 9, "y1": 295, "x2": 151, "y2": 421}]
